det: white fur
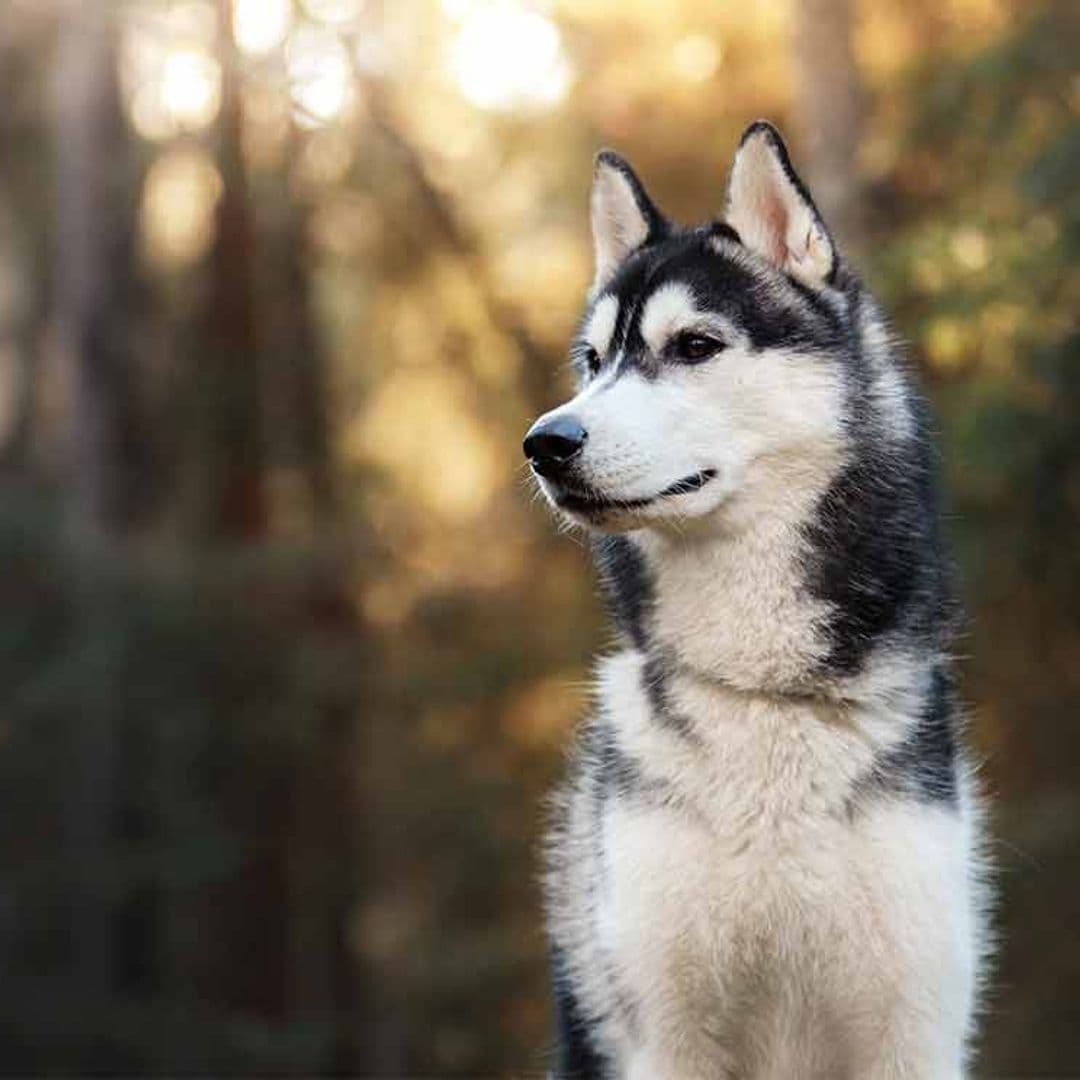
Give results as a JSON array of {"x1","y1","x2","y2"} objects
[
  {"x1": 549, "y1": 652, "x2": 987, "y2": 1079},
  {"x1": 592, "y1": 163, "x2": 650, "y2": 289},
  {"x1": 860, "y1": 299, "x2": 918, "y2": 443},
  {"x1": 536, "y1": 279, "x2": 847, "y2": 539},
  {"x1": 640, "y1": 282, "x2": 700, "y2": 355},
  {"x1": 584, "y1": 294, "x2": 620, "y2": 358}
]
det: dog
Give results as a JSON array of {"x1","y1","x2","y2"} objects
[{"x1": 523, "y1": 121, "x2": 990, "y2": 1079}]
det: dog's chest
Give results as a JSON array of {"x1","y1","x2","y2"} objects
[
  {"x1": 599, "y1": 781, "x2": 855, "y2": 984},
  {"x1": 590, "y1": 652, "x2": 885, "y2": 1049},
  {"x1": 596, "y1": 797, "x2": 873, "y2": 1078}
]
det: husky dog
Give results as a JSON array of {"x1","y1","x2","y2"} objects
[{"x1": 523, "y1": 122, "x2": 989, "y2": 1079}]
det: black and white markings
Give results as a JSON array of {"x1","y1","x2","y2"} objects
[{"x1": 539, "y1": 122, "x2": 983, "y2": 1080}]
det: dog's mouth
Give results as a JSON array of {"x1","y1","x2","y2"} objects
[{"x1": 550, "y1": 469, "x2": 717, "y2": 515}]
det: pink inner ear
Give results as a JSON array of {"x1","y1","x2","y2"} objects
[{"x1": 762, "y1": 190, "x2": 789, "y2": 267}]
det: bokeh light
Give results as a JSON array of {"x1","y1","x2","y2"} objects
[
  {"x1": 302, "y1": 0, "x2": 366, "y2": 26},
  {"x1": 139, "y1": 148, "x2": 223, "y2": 269},
  {"x1": 159, "y1": 48, "x2": 221, "y2": 127},
  {"x1": 286, "y1": 25, "x2": 355, "y2": 126},
  {"x1": 122, "y1": 4, "x2": 221, "y2": 139},
  {"x1": 233, "y1": 0, "x2": 292, "y2": 55},
  {"x1": 447, "y1": 1, "x2": 572, "y2": 112},
  {"x1": 348, "y1": 367, "x2": 500, "y2": 520},
  {"x1": 673, "y1": 33, "x2": 722, "y2": 82}
]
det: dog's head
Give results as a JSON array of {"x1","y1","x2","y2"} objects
[{"x1": 524, "y1": 121, "x2": 862, "y2": 533}]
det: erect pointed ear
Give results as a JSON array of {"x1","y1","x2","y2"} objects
[
  {"x1": 724, "y1": 121, "x2": 837, "y2": 289},
  {"x1": 590, "y1": 150, "x2": 669, "y2": 288}
]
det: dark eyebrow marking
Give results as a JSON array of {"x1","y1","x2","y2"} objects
[{"x1": 709, "y1": 222, "x2": 742, "y2": 245}]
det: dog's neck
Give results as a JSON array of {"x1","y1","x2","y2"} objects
[
  {"x1": 632, "y1": 456, "x2": 834, "y2": 695},
  {"x1": 596, "y1": 446, "x2": 931, "y2": 714}
]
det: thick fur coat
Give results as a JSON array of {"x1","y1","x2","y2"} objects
[{"x1": 523, "y1": 122, "x2": 990, "y2": 1079}]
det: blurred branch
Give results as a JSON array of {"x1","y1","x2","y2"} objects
[
  {"x1": 364, "y1": 90, "x2": 554, "y2": 407},
  {"x1": 264, "y1": 118, "x2": 341, "y2": 528}
]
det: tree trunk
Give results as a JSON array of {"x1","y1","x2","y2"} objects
[
  {"x1": 51, "y1": 1, "x2": 146, "y2": 533},
  {"x1": 48, "y1": 0, "x2": 132, "y2": 1013},
  {"x1": 197, "y1": 0, "x2": 266, "y2": 541},
  {"x1": 790, "y1": 0, "x2": 867, "y2": 252}
]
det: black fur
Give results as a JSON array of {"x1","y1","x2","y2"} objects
[
  {"x1": 551, "y1": 945, "x2": 607, "y2": 1079},
  {"x1": 874, "y1": 665, "x2": 959, "y2": 804},
  {"x1": 804, "y1": 431, "x2": 955, "y2": 676},
  {"x1": 640, "y1": 652, "x2": 697, "y2": 740},
  {"x1": 708, "y1": 221, "x2": 742, "y2": 245},
  {"x1": 571, "y1": 229, "x2": 845, "y2": 387},
  {"x1": 592, "y1": 535, "x2": 652, "y2": 650},
  {"x1": 589, "y1": 710, "x2": 682, "y2": 807},
  {"x1": 593, "y1": 713, "x2": 652, "y2": 796},
  {"x1": 804, "y1": 287, "x2": 958, "y2": 676}
]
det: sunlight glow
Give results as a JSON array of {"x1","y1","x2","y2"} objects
[
  {"x1": 354, "y1": 33, "x2": 395, "y2": 77},
  {"x1": 439, "y1": 0, "x2": 482, "y2": 19},
  {"x1": 287, "y1": 26, "x2": 355, "y2": 126},
  {"x1": 347, "y1": 368, "x2": 499, "y2": 519},
  {"x1": 140, "y1": 148, "x2": 223, "y2": 269},
  {"x1": 294, "y1": 128, "x2": 355, "y2": 192},
  {"x1": 950, "y1": 227, "x2": 990, "y2": 272},
  {"x1": 233, "y1": 0, "x2": 292, "y2": 55},
  {"x1": 302, "y1": 0, "x2": 366, "y2": 25},
  {"x1": 160, "y1": 49, "x2": 221, "y2": 127},
  {"x1": 122, "y1": 4, "x2": 221, "y2": 139},
  {"x1": 448, "y1": 2, "x2": 572, "y2": 112},
  {"x1": 673, "y1": 34, "x2": 722, "y2": 82}
]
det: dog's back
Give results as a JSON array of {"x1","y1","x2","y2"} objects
[{"x1": 525, "y1": 123, "x2": 989, "y2": 1079}]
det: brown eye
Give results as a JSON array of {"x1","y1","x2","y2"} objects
[
  {"x1": 673, "y1": 332, "x2": 724, "y2": 363},
  {"x1": 583, "y1": 346, "x2": 602, "y2": 376}
]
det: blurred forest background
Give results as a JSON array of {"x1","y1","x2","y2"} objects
[{"x1": 0, "y1": 0, "x2": 1076, "y2": 1075}]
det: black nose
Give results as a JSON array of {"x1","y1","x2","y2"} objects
[{"x1": 523, "y1": 416, "x2": 588, "y2": 477}]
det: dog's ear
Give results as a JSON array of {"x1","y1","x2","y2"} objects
[
  {"x1": 591, "y1": 150, "x2": 668, "y2": 288},
  {"x1": 724, "y1": 121, "x2": 837, "y2": 288}
]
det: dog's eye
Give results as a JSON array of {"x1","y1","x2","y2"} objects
[
  {"x1": 582, "y1": 346, "x2": 602, "y2": 377},
  {"x1": 672, "y1": 332, "x2": 724, "y2": 363}
]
